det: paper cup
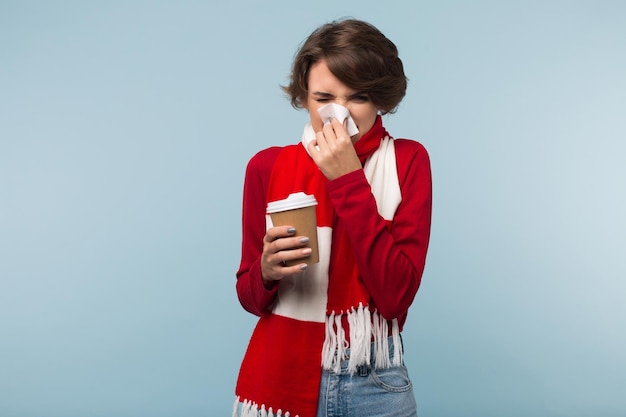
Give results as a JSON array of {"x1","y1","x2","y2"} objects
[{"x1": 267, "y1": 192, "x2": 319, "y2": 266}]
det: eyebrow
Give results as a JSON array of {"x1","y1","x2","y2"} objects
[
  {"x1": 311, "y1": 91, "x2": 334, "y2": 98},
  {"x1": 311, "y1": 91, "x2": 368, "y2": 99}
]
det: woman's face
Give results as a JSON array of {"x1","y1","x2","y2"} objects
[{"x1": 304, "y1": 59, "x2": 378, "y2": 143}]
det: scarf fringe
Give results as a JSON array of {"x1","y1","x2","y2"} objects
[
  {"x1": 321, "y1": 304, "x2": 403, "y2": 375},
  {"x1": 233, "y1": 397, "x2": 296, "y2": 417}
]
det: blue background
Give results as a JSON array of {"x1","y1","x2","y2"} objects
[{"x1": 1, "y1": 1, "x2": 625, "y2": 416}]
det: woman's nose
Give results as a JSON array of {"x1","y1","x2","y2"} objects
[{"x1": 335, "y1": 98, "x2": 349, "y2": 109}]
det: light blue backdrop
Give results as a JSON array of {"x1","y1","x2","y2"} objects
[{"x1": 1, "y1": 1, "x2": 624, "y2": 416}]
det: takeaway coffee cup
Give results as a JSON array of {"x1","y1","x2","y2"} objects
[{"x1": 267, "y1": 192, "x2": 319, "y2": 266}]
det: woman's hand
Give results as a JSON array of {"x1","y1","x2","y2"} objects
[
  {"x1": 307, "y1": 118, "x2": 362, "y2": 181},
  {"x1": 261, "y1": 226, "x2": 312, "y2": 288}
]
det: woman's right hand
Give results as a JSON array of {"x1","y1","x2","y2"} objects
[{"x1": 261, "y1": 226, "x2": 312, "y2": 288}]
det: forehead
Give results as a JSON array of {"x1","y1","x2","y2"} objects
[{"x1": 307, "y1": 60, "x2": 355, "y2": 93}]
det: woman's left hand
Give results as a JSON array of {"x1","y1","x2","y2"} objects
[{"x1": 307, "y1": 118, "x2": 362, "y2": 181}]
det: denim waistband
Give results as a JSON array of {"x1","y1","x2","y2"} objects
[{"x1": 331, "y1": 335, "x2": 403, "y2": 376}]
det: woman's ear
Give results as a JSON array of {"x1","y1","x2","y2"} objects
[{"x1": 300, "y1": 95, "x2": 309, "y2": 110}]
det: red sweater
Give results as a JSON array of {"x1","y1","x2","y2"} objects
[{"x1": 236, "y1": 138, "x2": 432, "y2": 331}]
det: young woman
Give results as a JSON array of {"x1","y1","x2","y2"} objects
[{"x1": 234, "y1": 19, "x2": 432, "y2": 417}]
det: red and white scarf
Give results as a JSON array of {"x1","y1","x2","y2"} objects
[{"x1": 234, "y1": 116, "x2": 402, "y2": 417}]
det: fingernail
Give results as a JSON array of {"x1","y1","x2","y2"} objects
[
  {"x1": 300, "y1": 237, "x2": 309, "y2": 244},
  {"x1": 287, "y1": 227, "x2": 296, "y2": 234},
  {"x1": 302, "y1": 248, "x2": 312, "y2": 255},
  {"x1": 299, "y1": 264, "x2": 308, "y2": 270}
]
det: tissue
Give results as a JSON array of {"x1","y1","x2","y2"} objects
[{"x1": 317, "y1": 103, "x2": 359, "y2": 136}]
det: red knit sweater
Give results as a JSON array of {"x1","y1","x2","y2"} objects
[{"x1": 236, "y1": 138, "x2": 432, "y2": 331}]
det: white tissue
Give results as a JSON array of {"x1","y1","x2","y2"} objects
[{"x1": 317, "y1": 103, "x2": 359, "y2": 136}]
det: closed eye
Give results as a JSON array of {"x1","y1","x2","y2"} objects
[
  {"x1": 312, "y1": 92, "x2": 334, "y2": 103},
  {"x1": 350, "y1": 94, "x2": 370, "y2": 103}
]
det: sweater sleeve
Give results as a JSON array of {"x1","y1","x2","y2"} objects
[
  {"x1": 325, "y1": 140, "x2": 432, "y2": 320},
  {"x1": 235, "y1": 147, "x2": 282, "y2": 316}
]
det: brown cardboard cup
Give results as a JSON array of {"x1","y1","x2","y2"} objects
[{"x1": 267, "y1": 192, "x2": 319, "y2": 266}]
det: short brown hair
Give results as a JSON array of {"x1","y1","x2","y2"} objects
[{"x1": 282, "y1": 19, "x2": 407, "y2": 115}]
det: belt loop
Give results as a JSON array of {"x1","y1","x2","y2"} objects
[{"x1": 358, "y1": 365, "x2": 369, "y2": 377}]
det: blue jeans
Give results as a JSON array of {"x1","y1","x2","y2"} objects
[{"x1": 316, "y1": 336, "x2": 418, "y2": 417}]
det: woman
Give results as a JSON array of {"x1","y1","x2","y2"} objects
[{"x1": 234, "y1": 19, "x2": 432, "y2": 417}]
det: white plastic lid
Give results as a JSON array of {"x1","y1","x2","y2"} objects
[{"x1": 266, "y1": 192, "x2": 318, "y2": 213}]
